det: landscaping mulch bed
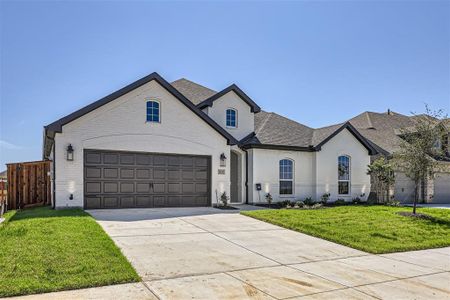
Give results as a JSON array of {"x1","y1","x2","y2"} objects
[
  {"x1": 213, "y1": 205, "x2": 238, "y2": 210},
  {"x1": 397, "y1": 211, "x2": 436, "y2": 220}
]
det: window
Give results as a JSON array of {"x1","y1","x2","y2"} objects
[
  {"x1": 226, "y1": 109, "x2": 237, "y2": 128},
  {"x1": 338, "y1": 155, "x2": 350, "y2": 195},
  {"x1": 279, "y1": 159, "x2": 293, "y2": 195},
  {"x1": 146, "y1": 101, "x2": 160, "y2": 122}
]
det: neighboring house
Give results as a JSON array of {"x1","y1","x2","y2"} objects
[
  {"x1": 348, "y1": 111, "x2": 450, "y2": 204},
  {"x1": 43, "y1": 72, "x2": 377, "y2": 209}
]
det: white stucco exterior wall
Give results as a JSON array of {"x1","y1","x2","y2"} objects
[
  {"x1": 248, "y1": 148, "x2": 316, "y2": 203},
  {"x1": 315, "y1": 129, "x2": 371, "y2": 201},
  {"x1": 247, "y1": 128, "x2": 371, "y2": 203},
  {"x1": 53, "y1": 80, "x2": 230, "y2": 208},
  {"x1": 205, "y1": 91, "x2": 255, "y2": 140}
]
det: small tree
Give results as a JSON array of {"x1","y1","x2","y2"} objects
[
  {"x1": 220, "y1": 191, "x2": 229, "y2": 207},
  {"x1": 394, "y1": 105, "x2": 447, "y2": 214},
  {"x1": 367, "y1": 157, "x2": 395, "y2": 203},
  {"x1": 265, "y1": 193, "x2": 273, "y2": 207}
]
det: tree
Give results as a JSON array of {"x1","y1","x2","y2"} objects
[
  {"x1": 367, "y1": 157, "x2": 395, "y2": 203},
  {"x1": 394, "y1": 105, "x2": 447, "y2": 214}
]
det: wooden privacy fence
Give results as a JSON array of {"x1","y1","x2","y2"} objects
[{"x1": 6, "y1": 161, "x2": 52, "y2": 210}]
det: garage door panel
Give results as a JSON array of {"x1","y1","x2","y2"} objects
[
  {"x1": 120, "y1": 182, "x2": 134, "y2": 193},
  {"x1": 168, "y1": 169, "x2": 181, "y2": 180},
  {"x1": 153, "y1": 169, "x2": 166, "y2": 179},
  {"x1": 120, "y1": 154, "x2": 135, "y2": 165},
  {"x1": 154, "y1": 156, "x2": 167, "y2": 166},
  {"x1": 104, "y1": 168, "x2": 119, "y2": 178},
  {"x1": 153, "y1": 183, "x2": 166, "y2": 193},
  {"x1": 136, "y1": 196, "x2": 153, "y2": 207},
  {"x1": 103, "y1": 153, "x2": 119, "y2": 164},
  {"x1": 120, "y1": 196, "x2": 135, "y2": 208},
  {"x1": 86, "y1": 182, "x2": 101, "y2": 194},
  {"x1": 120, "y1": 169, "x2": 135, "y2": 179},
  {"x1": 168, "y1": 183, "x2": 181, "y2": 193},
  {"x1": 85, "y1": 167, "x2": 101, "y2": 178},
  {"x1": 136, "y1": 183, "x2": 151, "y2": 193},
  {"x1": 136, "y1": 154, "x2": 151, "y2": 165},
  {"x1": 136, "y1": 169, "x2": 152, "y2": 179},
  {"x1": 84, "y1": 150, "x2": 210, "y2": 209},
  {"x1": 104, "y1": 196, "x2": 119, "y2": 208},
  {"x1": 85, "y1": 197, "x2": 101, "y2": 209},
  {"x1": 104, "y1": 182, "x2": 118, "y2": 193}
]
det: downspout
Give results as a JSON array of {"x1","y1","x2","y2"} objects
[
  {"x1": 52, "y1": 141, "x2": 56, "y2": 209},
  {"x1": 243, "y1": 148, "x2": 249, "y2": 204}
]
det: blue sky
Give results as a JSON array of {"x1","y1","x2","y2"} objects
[{"x1": 1, "y1": 0, "x2": 449, "y2": 169}]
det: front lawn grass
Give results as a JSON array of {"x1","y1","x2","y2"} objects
[
  {"x1": 0, "y1": 207, "x2": 139, "y2": 297},
  {"x1": 242, "y1": 205, "x2": 450, "y2": 254}
]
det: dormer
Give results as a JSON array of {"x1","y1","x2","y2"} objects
[{"x1": 197, "y1": 84, "x2": 261, "y2": 140}]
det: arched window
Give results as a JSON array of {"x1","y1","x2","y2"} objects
[
  {"x1": 226, "y1": 108, "x2": 237, "y2": 128},
  {"x1": 338, "y1": 155, "x2": 350, "y2": 195},
  {"x1": 279, "y1": 159, "x2": 294, "y2": 195},
  {"x1": 146, "y1": 100, "x2": 160, "y2": 123}
]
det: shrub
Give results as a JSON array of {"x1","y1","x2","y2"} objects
[
  {"x1": 220, "y1": 192, "x2": 229, "y2": 207},
  {"x1": 386, "y1": 200, "x2": 401, "y2": 207},
  {"x1": 352, "y1": 197, "x2": 361, "y2": 205},
  {"x1": 280, "y1": 200, "x2": 292, "y2": 208},
  {"x1": 304, "y1": 197, "x2": 315, "y2": 206},
  {"x1": 320, "y1": 193, "x2": 331, "y2": 204},
  {"x1": 265, "y1": 193, "x2": 273, "y2": 206},
  {"x1": 334, "y1": 199, "x2": 347, "y2": 206},
  {"x1": 296, "y1": 201, "x2": 305, "y2": 208}
]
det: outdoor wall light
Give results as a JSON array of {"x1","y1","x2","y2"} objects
[
  {"x1": 66, "y1": 144, "x2": 74, "y2": 161},
  {"x1": 69, "y1": 194, "x2": 73, "y2": 200},
  {"x1": 220, "y1": 153, "x2": 227, "y2": 167}
]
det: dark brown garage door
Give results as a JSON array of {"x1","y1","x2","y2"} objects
[{"x1": 84, "y1": 150, "x2": 211, "y2": 209}]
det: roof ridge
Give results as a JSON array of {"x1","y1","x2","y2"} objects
[
  {"x1": 256, "y1": 112, "x2": 273, "y2": 135},
  {"x1": 171, "y1": 78, "x2": 217, "y2": 93},
  {"x1": 365, "y1": 112, "x2": 374, "y2": 128}
]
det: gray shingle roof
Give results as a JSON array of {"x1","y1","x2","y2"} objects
[
  {"x1": 348, "y1": 111, "x2": 417, "y2": 154},
  {"x1": 171, "y1": 78, "x2": 217, "y2": 105},
  {"x1": 171, "y1": 78, "x2": 377, "y2": 152}
]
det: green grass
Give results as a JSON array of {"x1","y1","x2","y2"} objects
[
  {"x1": 242, "y1": 205, "x2": 450, "y2": 254},
  {"x1": 0, "y1": 207, "x2": 139, "y2": 297}
]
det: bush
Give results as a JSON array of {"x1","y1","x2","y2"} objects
[
  {"x1": 386, "y1": 200, "x2": 401, "y2": 207},
  {"x1": 320, "y1": 193, "x2": 331, "y2": 204},
  {"x1": 296, "y1": 201, "x2": 305, "y2": 208},
  {"x1": 333, "y1": 199, "x2": 347, "y2": 206},
  {"x1": 352, "y1": 197, "x2": 361, "y2": 205},
  {"x1": 280, "y1": 200, "x2": 293, "y2": 208},
  {"x1": 304, "y1": 197, "x2": 315, "y2": 206}
]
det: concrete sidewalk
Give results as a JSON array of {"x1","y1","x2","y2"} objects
[{"x1": 13, "y1": 207, "x2": 450, "y2": 299}]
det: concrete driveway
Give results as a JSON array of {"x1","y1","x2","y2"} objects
[
  {"x1": 1, "y1": 206, "x2": 429, "y2": 300},
  {"x1": 82, "y1": 207, "x2": 450, "y2": 299}
]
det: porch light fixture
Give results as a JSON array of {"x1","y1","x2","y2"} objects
[
  {"x1": 220, "y1": 153, "x2": 227, "y2": 167},
  {"x1": 69, "y1": 193, "x2": 73, "y2": 200},
  {"x1": 66, "y1": 144, "x2": 74, "y2": 161}
]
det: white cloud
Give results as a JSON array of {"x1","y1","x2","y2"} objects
[{"x1": 0, "y1": 140, "x2": 23, "y2": 150}]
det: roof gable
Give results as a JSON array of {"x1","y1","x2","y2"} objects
[
  {"x1": 197, "y1": 84, "x2": 261, "y2": 113},
  {"x1": 44, "y1": 72, "x2": 237, "y2": 151}
]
